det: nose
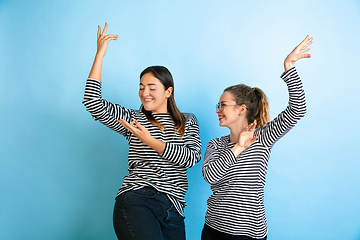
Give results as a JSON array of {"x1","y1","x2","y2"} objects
[
  {"x1": 216, "y1": 108, "x2": 221, "y2": 114},
  {"x1": 142, "y1": 88, "x2": 150, "y2": 97}
]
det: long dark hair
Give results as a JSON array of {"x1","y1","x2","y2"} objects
[
  {"x1": 224, "y1": 84, "x2": 270, "y2": 128},
  {"x1": 140, "y1": 66, "x2": 186, "y2": 137}
]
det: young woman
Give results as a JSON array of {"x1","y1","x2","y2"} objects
[
  {"x1": 201, "y1": 36, "x2": 313, "y2": 240},
  {"x1": 83, "y1": 23, "x2": 201, "y2": 240}
]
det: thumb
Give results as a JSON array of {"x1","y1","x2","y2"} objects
[
  {"x1": 135, "y1": 121, "x2": 144, "y2": 129},
  {"x1": 301, "y1": 54, "x2": 311, "y2": 59},
  {"x1": 245, "y1": 136, "x2": 258, "y2": 148}
]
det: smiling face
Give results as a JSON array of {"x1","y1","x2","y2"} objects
[
  {"x1": 139, "y1": 73, "x2": 173, "y2": 113},
  {"x1": 216, "y1": 91, "x2": 239, "y2": 127},
  {"x1": 216, "y1": 91, "x2": 247, "y2": 128}
]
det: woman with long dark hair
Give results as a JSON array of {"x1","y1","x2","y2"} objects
[
  {"x1": 83, "y1": 23, "x2": 201, "y2": 240},
  {"x1": 201, "y1": 36, "x2": 313, "y2": 240}
]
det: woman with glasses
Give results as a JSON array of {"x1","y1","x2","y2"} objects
[
  {"x1": 201, "y1": 36, "x2": 313, "y2": 240},
  {"x1": 83, "y1": 23, "x2": 201, "y2": 240}
]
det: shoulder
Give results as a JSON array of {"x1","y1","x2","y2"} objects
[
  {"x1": 207, "y1": 135, "x2": 228, "y2": 148},
  {"x1": 183, "y1": 113, "x2": 199, "y2": 125}
]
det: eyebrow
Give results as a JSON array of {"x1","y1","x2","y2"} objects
[{"x1": 139, "y1": 83, "x2": 157, "y2": 86}]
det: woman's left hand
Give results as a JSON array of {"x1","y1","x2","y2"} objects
[
  {"x1": 118, "y1": 119, "x2": 166, "y2": 154},
  {"x1": 284, "y1": 35, "x2": 313, "y2": 72},
  {"x1": 118, "y1": 119, "x2": 152, "y2": 143}
]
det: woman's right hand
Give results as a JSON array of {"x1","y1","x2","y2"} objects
[
  {"x1": 231, "y1": 120, "x2": 258, "y2": 157},
  {"x1": 238, "y1": 120, "x2": 258, "y2": 149},
  {"x1": 96, "y1": 23, "x2": 118, "y2": 57}
]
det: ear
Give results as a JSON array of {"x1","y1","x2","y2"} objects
[
  {"x1": 166, "y1": 87, "x2": 173, "y2": 98},
  {"x1": 238, "y1": 104, "x2": 247, "y2": 115}
]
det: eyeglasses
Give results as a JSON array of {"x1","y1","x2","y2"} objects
[{"x1": 216, "y1": 103, "x2": 239, "y2": 111}]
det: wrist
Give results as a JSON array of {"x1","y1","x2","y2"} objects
[
  {"x1": 284, "y1": 60, "x2": 294, "y2": 72},
  {"x1": 231, "y1": 144, "x2": 246, "y2": 157},
  {"x1": 95, "y1": 52, "x2": 105, "y2": 59}
]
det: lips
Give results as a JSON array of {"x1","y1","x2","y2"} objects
[
  {"x1": 218, "y1": 115, "x2": 224, "y2": 121},
  {"x1": 144, "y1": 98, "x2": 153, "y2": 103}
]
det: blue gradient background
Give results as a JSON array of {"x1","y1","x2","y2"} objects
[{"x1": 1, "y1": 1, "x2": 360, "y2": 239}]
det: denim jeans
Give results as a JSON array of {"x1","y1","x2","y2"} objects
[
  {"x1": 113, "y1": 186, "x2": 186, "y2": 240},
  {"x1": 201, "y1": 223, "x2": 267, "y2": 240}
]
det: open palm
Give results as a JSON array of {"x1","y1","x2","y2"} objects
[{"x1": 284, "y1": 35, "x2": 313, "y2": 71}]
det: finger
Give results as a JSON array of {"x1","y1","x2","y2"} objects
[
  {"x1": 97, "y1": 25, "x2": 101, "y2": 39},
  {"x1": 303, "y1": 39, "x2": 313, "y2": 49},
  {"x1": 250, "y1": 136, "x2": 258, "y2": 144},
  {"x1": 104, "y1": 34, "x2": 119, "y2": 39},
  {"x1": 301, "y1": 48, "x2": 310, "y2": 53},
  {"x1": 101, "y1": 22, "x2": 108, "y2": 36},
  {"x1": 245, "y1": 136, "x2": 258, "y2": 148},
  {"x1": 250, "y1": 120, "x2": 257, "y2": 130},
  {"x1": 118, "y1": 119, "x2": 134, "y2": 131},
  {"x1": 104, "y1": 36, "x2": 118, "y2": 42},
  {"x1": 135, "y1": 121, "x2": 145, "y2": 130},
  {"x1": 300, "y1": 54, "x2": 311, "y2": 59},
  {"x1": 298, "y1": 35, "x2": 309, "y2": 47},
  {"x1": 130, "y1": 120, "x2": 137, "y2": 127}
]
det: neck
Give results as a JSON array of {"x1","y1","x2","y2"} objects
[{"x1": 228, "y1": 121, "x2": 248, "y2": 143}]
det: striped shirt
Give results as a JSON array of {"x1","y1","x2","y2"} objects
[
  {"x1": 202, "y1": 67, "x2": 306, "y2": 238},
  {"x1": 83, "y1": 79, "x2": 202, "y2": 217}
]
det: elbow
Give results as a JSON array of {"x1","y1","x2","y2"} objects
[
  {"x1": 183, "y1": 154, "x2": 201, "y2": 169},
  {"x1": 298, "y1": 103, "x2": 307, "y2": 119},
  {"x1": 202, "y1": 169, "x2": 218, "y2": 185}
]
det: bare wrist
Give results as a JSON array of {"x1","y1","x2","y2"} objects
[{"x1": 284, "y1": 60, "x2": 294, "y2": 72}]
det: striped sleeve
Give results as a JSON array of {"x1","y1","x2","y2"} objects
[
  {"x1": 82, "y1": 78, "x2": 133, "y2": 136},
  {"x1": 257, "y1": 67, "x2": 307, "y2": 148},
  {"x1": 161, "y1": 114, "x2": 201, "y2": 168},
  {"x1": 202, "y1": 138, "x2": 237, "y2": 184}
]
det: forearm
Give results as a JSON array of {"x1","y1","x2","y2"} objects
[
  {"x1": 88, "y1": 54, "x2": 104, "y2": 82},
  {"x1": 202, "y1": 144, "x2": 236, "y2": 184},
  {"x1": 161, "y1": 143, "x2": 201, "y2": 168},
  {"x1": 145, "y1": 137, "x2": 166, "y2": 155}
]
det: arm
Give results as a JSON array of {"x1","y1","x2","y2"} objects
[
  {"x1": 83, "y1": 23, "x2": 132, "y2": 136},
  {"x1": 119, "y1": 114, "x2": 202, "y2": 168},
  {"x1": 258, "y1": 36, "x2": 312, "y2": 147},
  {"x1": 88, "y1": 23, "x2": 118, "y2": 81},
  {"x1": 202, "y1": 139, "x2": 237, "y2": 185},
  {"x1": 118, "y1": 119, "x2": 166, "y2": 153},
  {"x1": 160, "y1": 114, "x2": 201, "y2": 168},
  {"x1": 83, "y1": 79, "x2": 134, "y2": 136}
]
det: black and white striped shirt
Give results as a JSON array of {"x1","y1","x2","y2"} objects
[
  {"x1": 202, "y1": 67, "x2": 306, "y2": 238},
  {"x1": 83, "y1": 79, "x2": 202, "y2": 217}
]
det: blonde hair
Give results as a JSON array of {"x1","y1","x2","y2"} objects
[{"x1": 224, "y1": 85, "x2": 270, "y2": 128}]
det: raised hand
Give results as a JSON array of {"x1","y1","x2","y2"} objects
[
  {"x1": 96, "y1": 23, "x2": 118, "y2": 57},
  {"x1": 238, "y1": 120, "x2": 258, "y2": 149},
  {"x1": 231, "y1": 120, "x2": 258, "y2": 157},
  {"x1": 88, "y1": 23, "x2": 118, "y2": 81},
  {"x1": 284, "y1": 35, "x2": 313, "y2": 72}
]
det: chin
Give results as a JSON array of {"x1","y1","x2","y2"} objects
[{"x1": 143, "y1": 105, "x2": 153, "y2": 112}]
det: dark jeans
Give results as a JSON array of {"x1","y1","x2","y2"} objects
[
  {"x1": 201, "y1": 223, "x2": 267, "y2": 240},
  {"x1": 113, "y1": 186, "x2": 185, "y2": 240}
]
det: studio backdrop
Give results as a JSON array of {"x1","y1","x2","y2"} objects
[{"x1": 1, "y1": 1, "x2": 360, "y2": 239}]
